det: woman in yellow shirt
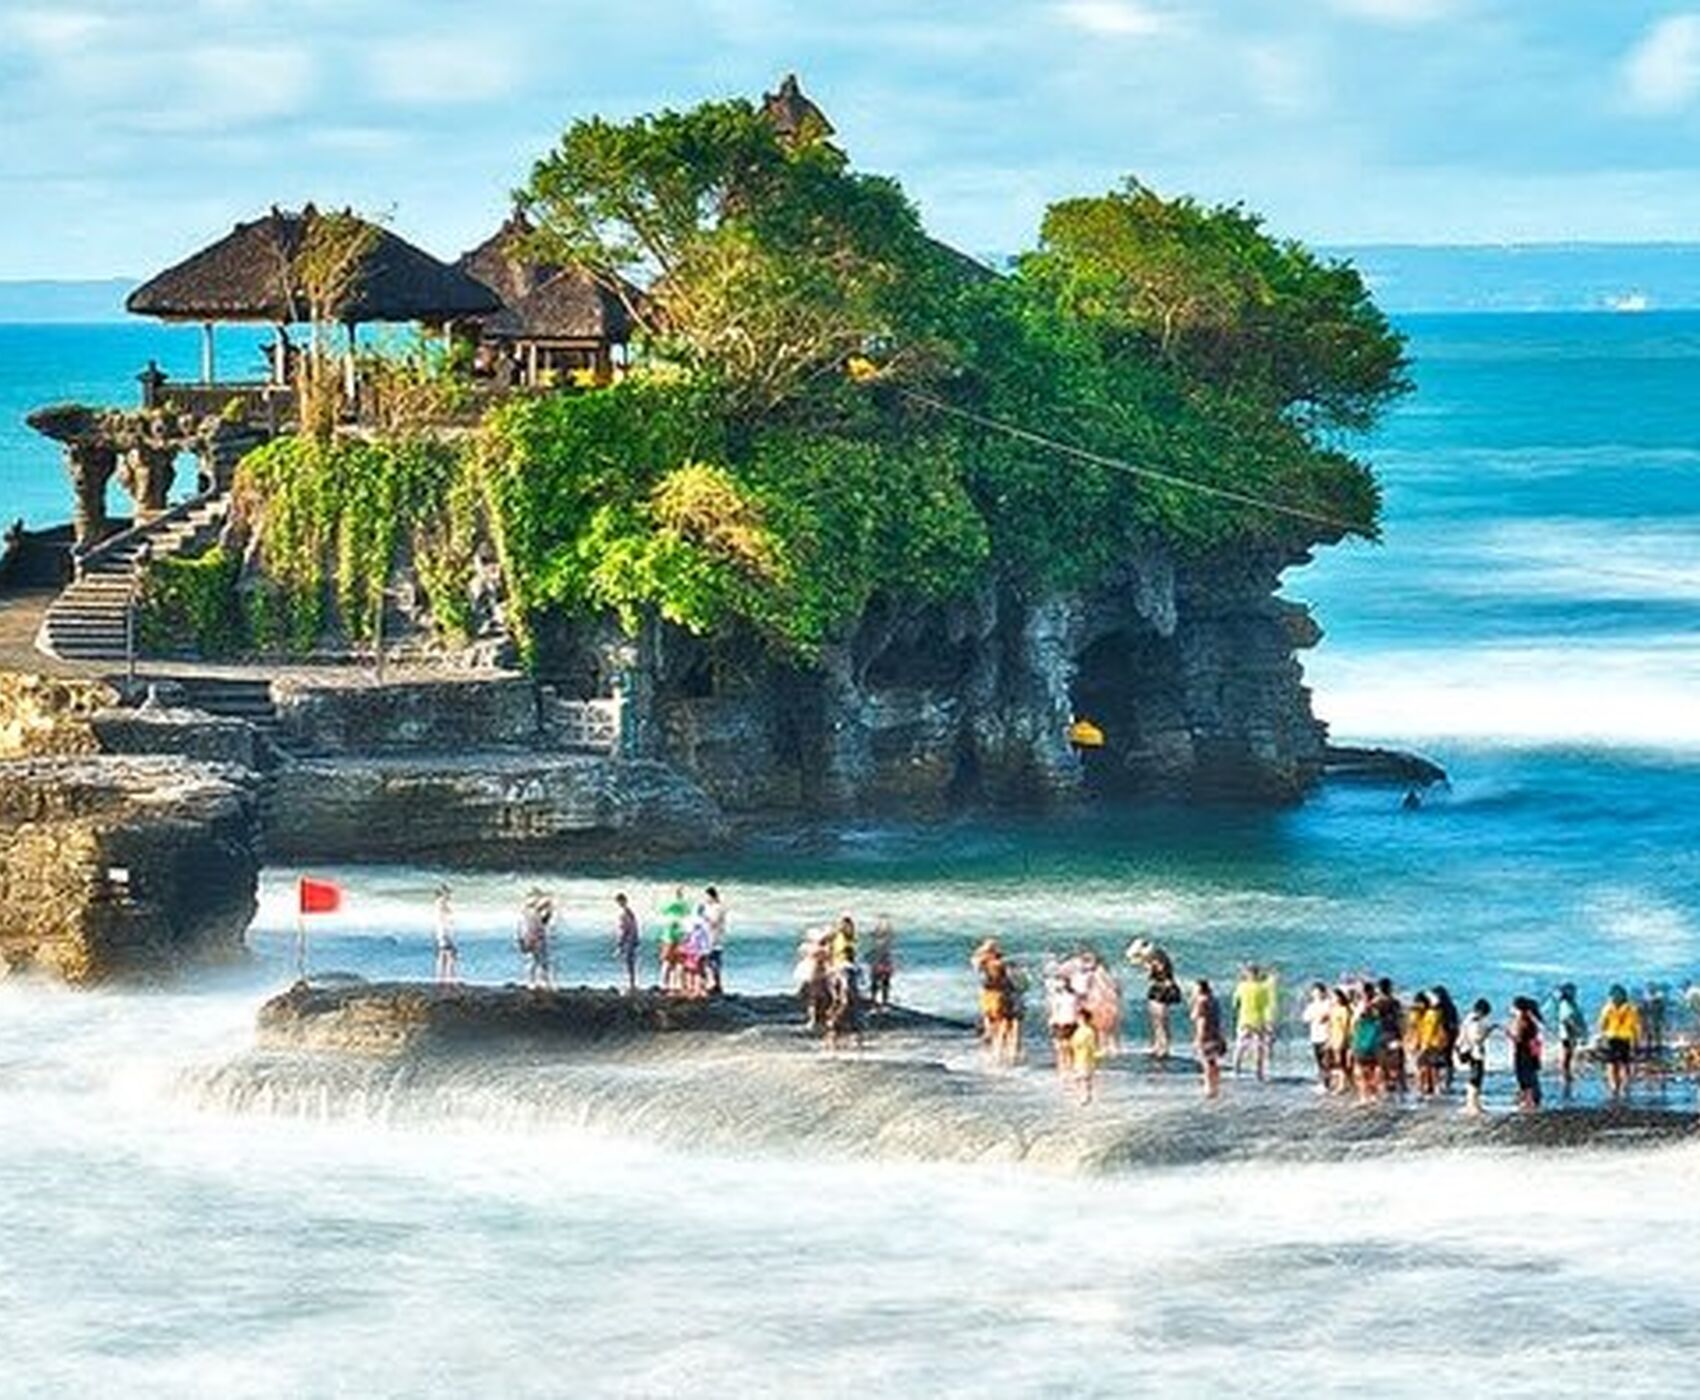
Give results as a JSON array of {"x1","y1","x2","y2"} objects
[
  {"x1": 1598, "y1": 984, "x2": 1641, "y2": 1102},
  {"x1": 1410, "y1": 991, "x2": 1450, "y2": 1097}
]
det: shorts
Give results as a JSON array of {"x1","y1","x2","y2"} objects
[
  {"x1": 1311, "y1": 1042, "x2": 1331, "y2": 1070},
  {"x1": 1051, "y1": 1022, "x2": 1077, "y2": 1043},
  {"x1": 1462, "y1": 1055, "x2": 1484, "y2": 1090},
  {"x1": 1604, "y1": 1037, "x2": 1633, "y2": 1067}
]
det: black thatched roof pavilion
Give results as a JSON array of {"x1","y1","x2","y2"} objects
[
  {"x1": 127, "y1": 205, "x2": 500, "y2": 383},
  {"x1": 458, "y1": 211, "x2": 643, "y2": 386}
]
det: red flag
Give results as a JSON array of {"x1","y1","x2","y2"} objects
[{"x1": 298, "y1": 876, "x2": 342, "y2": 916}]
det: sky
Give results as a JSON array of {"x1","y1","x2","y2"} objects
[{"x1": 6, "y1": 1, "x2": 1700, "y2": 278}]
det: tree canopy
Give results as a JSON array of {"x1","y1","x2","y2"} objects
[
  {"x1": 522, "y1": 99, "x2": 957, "y2": 419},
  {"x1": 198, "y1": 92, "x2": 1410, "y2": 666},
  {"x1": 1024, "y1": 179, "x2": 1410, "y2": 432}
]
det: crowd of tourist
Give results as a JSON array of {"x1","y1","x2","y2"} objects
[
  {"x1": 971, "y1": 938, "x2": 1700, "y2": 1111},
  {"x1": 422, "y1": 883, "x2": 1699, "y2": 1111},
  {"x1": 429, "y1": 883, "x2": 732, "y2": 997}
]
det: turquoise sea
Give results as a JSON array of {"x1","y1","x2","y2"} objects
[{"x1": 3, "y1": 311, "x2": 1700, "y2": 1395}]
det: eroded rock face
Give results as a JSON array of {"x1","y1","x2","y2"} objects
[
  {"x1": 0, "y1": 756, "x2": 260, "y2": 983},
  {"x1": 0, "y1": 671, "x2": 119, "y2": 758},
  {"x1": 648, "y1": 539, "x2": 1329, "y2": 813},
  {"x1": 266, "y1": 754, "x2": 723, "y2": 863}
]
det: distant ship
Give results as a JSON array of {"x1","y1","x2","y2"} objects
[{"x1": 1605, "y1": 291, "x2": 1651, "y2": 312}]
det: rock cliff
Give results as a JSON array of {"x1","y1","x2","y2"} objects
[
  {"x1": 0, "y1": 756, "x2": 260, "y2": 982},
  {"x1": 641, "y1": 538, "x2": 1328, "y2": 814},
  {"x1": 265, "y1": 752, "x2": 723, "y2": 862}
]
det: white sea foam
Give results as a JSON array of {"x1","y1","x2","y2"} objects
[{"x1": 1312, "y1": 639, "x2": 1700, "y2": 747}]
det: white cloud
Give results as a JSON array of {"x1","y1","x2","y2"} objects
[
  {"x1": 1623, "y1": 14, "x2": 1700, "y2": 114},
  {"x1": 1244, "y1": 40, "x2": 1317, "y2": 114},
  {"x1": 1327, "y1": 0, "x2": 1456, "y2": 23},
  {"x1": 1053, "y1": 1, "x2": 1173, "y2": 38},
  {"x1": 3, "y1": 9, "x2": 110, "y2": 52},
  {"x1": 368, "y1": 37, "x2": 523, "y2": 106}
]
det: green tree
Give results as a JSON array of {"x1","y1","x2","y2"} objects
[
  {"x1": 1026, "y1": 179, "x2": 1409, "y2": 432},
  {"x1": 521, "y1": 98, "x2": 958, "y2": 419}
]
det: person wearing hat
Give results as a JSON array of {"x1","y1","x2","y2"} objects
[{"x1": 518, "y1": 889, "x2": 555, "y2": 989}]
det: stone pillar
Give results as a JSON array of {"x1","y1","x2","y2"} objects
[
  {"x1": 117, "y1": 445, "x2": 177, "y2": 523},
  {"x1": 65, "y1": 442, "x2": 117, "y2": 547}
]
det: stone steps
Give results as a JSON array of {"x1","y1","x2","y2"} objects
[
  {"x1": 168, "y1": 676, "x2": 280, "y2": 730},
  {"x1": 37, "y1": 494, "x2": 231, "y2": 663}
]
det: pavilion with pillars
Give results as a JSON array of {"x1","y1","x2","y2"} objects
[{"x1": 124, "y1": 204, "x2": 501, "y2": 418}]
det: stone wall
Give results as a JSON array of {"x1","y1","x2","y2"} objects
[
  {"x1": 0, "y1": 756, "x2": 260, "y2": 982},
  {"x1": 272, "y1": 675, "x2": 540, "y2": 755},
  {"x1": 266, "y1": 754, "x2": 723, "y2": 863}
]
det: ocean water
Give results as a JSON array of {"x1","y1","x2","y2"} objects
[
  {"x1": 3, "y1": 312, "x2": 1700, "y2": 1396},
  {"x1": 0, "y1": 322, "x2": 206, "y2": 529}
]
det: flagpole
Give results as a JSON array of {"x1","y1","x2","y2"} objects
[{"x1": 295, "y1": 877, "x2": 308, "y2": 982}]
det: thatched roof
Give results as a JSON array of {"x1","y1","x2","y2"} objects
[
  {"x1": 458, "y1": 211, "x2": 641, "y2": 343},
  {"x1": 457, "y1": 209, "x2": 553, "y2": 309},
  {"x1": 127, "y1": 206, "x2": 501, "y2": 324},
  {"x1": 762, "y1": 74, "x2": 834, "y2": 145}
]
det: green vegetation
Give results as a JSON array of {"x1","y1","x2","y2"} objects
[
  {"x1": 141, "y1": 546, "x2": 243, "y2": 659},
  {"x1": 186, "y1": 92, "x2": 1406, "y2": 666}
]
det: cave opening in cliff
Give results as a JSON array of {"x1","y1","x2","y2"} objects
[{"x1": 1070, "y1": 629, "x2": 1185, "y2": 797}]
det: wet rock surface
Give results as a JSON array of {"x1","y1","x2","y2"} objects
[
  {"x1": 257, "y1": 982, "x2": 960, "y2": 1056},
  {"x1": 219, "y1": 984, "x2": 1700, "y2": 1171}
]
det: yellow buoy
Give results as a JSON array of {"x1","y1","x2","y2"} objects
[{"x1": 1068, "y1": 718, "x2": 1105, "y2": 749}]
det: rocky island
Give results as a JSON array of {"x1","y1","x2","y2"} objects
[{"x1": 3, "y1": 78, "x2": 1424, "y2": 980}]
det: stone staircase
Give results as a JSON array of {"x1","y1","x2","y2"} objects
[
  {"x1": 166, "y1": 675, "x2": 280, "y2": 732},
  {"x1": 37, "y1": 493, "x2": 231, "y2": 663}
]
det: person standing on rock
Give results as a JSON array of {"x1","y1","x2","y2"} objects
[
  {"x1": 1127, "y1": 938, "x2": 1181, "y2": 1058},
  {"x1": 869, "y1": 916, "x2": 896, "y2": 1010},
  {"x1": 1599, "y1": 984, "x2": 1641, "y2": 1102},
  {"x1": 614, "y1": 892, "x2": 641, "y2": 995},
  {"x1": 1189, "y1": 979, "x2": 1226, "y2": 1099},
  {"x1": 1232, "y1": 964, "x2": 1274, "y2": 1080},
  {"x1": 703, "y1": 886, "x2": 727, "y2": 995},
  {"x1": 659, "y1": 887, "x2": 691, "y2": 995},
  {"x1": 1456, "y1": 998, "x2": 1499, "y2": 1116},
  {"x1": 1069, "y1": 1007, "x2": 1101, "y2": 1105},
  {"x1": 1546, "y1": 982, "x2": 1587, "y2": 1095},
  {"x1": 1508, "y1": 996, "x2": 1545, "y2": 1112},
  {"x1": 433, "y1": 884, "x2": 459, "y2": 986},
  {"x1": 518, "y1": 890, "x2": 554, "y2": 990}
]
